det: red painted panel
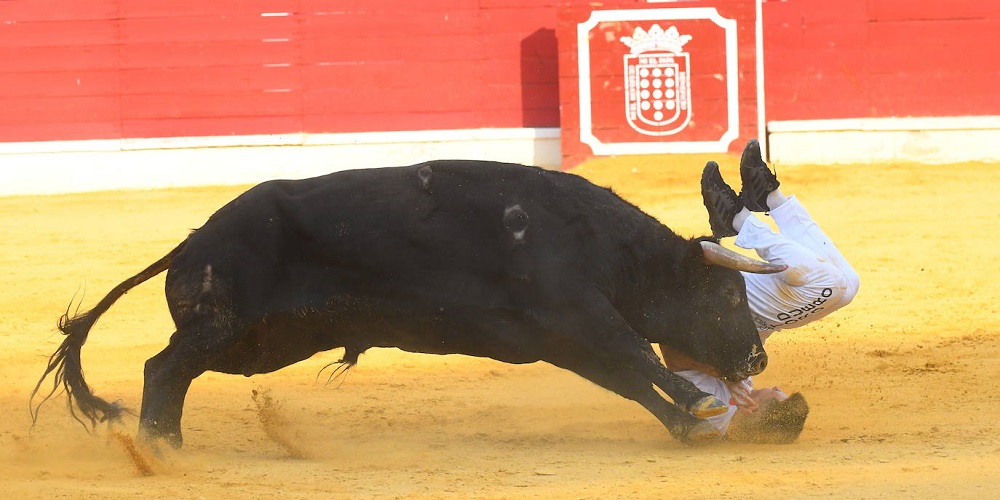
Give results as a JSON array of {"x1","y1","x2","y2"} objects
[
  {"x1": 867, "y1": 18, "x2": 1000, "y2": 52},
  {"x1": 480, "y1": 0, "x2": 559, "y2": 7},
  {"x1": 119, "y1": 15, "x2": 297, "y2": 44},
  {"x1": 0, "y1": 45, "x2": 121, "y2": 72},
  {"x1": 763, "y1": 0, "x2": 1000, "y2": 121},
  {"x1": 4, "y1": 0, "x2": 1000, "y2": 147},
  {"x1": 118, "y1": 41, "x2": 299, "y2": 69},
  {"x1": 299, "y1": 0, "x2": 478, "y2": 13},
  {"x1": 301, "y1": 10, "x2": 481, "y2": 38},
  {"x1": 480, "y1": 7, "x2": 560, "y2": 33},
  {"x1": 867, "y1": 71, "x2": 998, "y2": 117},
  {"x1": 763, "y1": 19, "x2": 866, "y2": 50},
  {"x1": 867, "y1": 42, "x2": 995, "y2": 75},
  {"x1": 1, "y1": 70, "x2": 119, "y2": 98},
  {"x1": 0, "y1": 0, "x2": 118, "y2": 22},
  {"x1": 866, "y1": 0, "x2": 1000, "y2": 21},
  {"x1": 1, "y1": 0, "x2": 563, "y2": 143},
  {"x1": 762, "y1": 0, "x2": 867, "y2": 25},
  {"x1": 120, "y1": 66, "x2": 300, "y2": 94},
  {"x1": 120, "y1": 0, "x2": 293, "y2": 18},
  {"x1": 120, "y1": 91, "x2": 300, "y2": 119},
  {"x1": 304, "y1": 62, "x2": 479, "y2": 96},
  {"x1": 0, "y1": 19, "x2": 118, "y2": 48},
  {"x1": 303, "y1": 78, "x2": 483, "y2": 115},
  {"x1": 303, "y1": 110, "x2": 487, "y2": 134},
  {"x1": 0, "y1": 122, "x2": 122, "y2": 143},
  {"x1": 0, "y1": 96, "x2": 120, "y2": 126},
  {"x1": 303, "y1": 34, "x2": 485, "y2": 63}
]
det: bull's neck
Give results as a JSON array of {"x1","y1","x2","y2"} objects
[{"x1": 615, "y1": 225, "x2": 686, "y2": 304}]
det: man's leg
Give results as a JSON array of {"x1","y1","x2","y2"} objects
[
  {"x1": 735, "y1": 140, "x2": 860, "y2": 333},
  {"x1": 737, "y1": 138, "x2": 860, "y2": 297},
  {"x1": 769, "y1": 195, "x2": 860, "y2": 295}
]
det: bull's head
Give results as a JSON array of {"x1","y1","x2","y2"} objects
[{"x1": 658, "y1": 239, "x2": 785, "y2": 381}]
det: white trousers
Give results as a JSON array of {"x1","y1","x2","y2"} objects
[{"x1": 735, "y1": 195, "x2": 860, "y2": 340}]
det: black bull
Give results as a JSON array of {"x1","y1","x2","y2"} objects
[{"x1": 32, "y1": 160, "x2": 784, "y2": 446}]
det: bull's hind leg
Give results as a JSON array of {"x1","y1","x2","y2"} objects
[{"x1": 138, "y1": 321, "x2": 238, "y2": 448}]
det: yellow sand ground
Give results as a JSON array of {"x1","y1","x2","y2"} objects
[{"x1": 1, "y1": 155, "x2": 998, "y2": 498}]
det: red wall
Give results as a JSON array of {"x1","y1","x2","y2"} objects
[
  {"x1": 1, "y1": 0, "x2": 998, "y2": 144},
  {"x1": 762, "y1": 0, "x2": 1000, "y2": 121},
  {"x1": 0, "y1": 0, "x2": 560, "y2": 143}
]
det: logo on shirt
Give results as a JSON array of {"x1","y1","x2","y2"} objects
[{"x1": 777, "y1": 288, "x2": 834, "y2": 326}]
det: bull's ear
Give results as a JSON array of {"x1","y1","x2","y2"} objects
[{"x1": 678, "y1": 237, "x2": 716, "y2": 274}]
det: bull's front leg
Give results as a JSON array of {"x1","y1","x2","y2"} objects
[
  {"x1": 533, "y1": 298, "x2": 723, "y2": 444},
  {"x1": 545, "y1": 346, "x2": 721, "y2": 444},
  {"x1": 629, "y1": 340, "x2": 732, "y2": 419}
]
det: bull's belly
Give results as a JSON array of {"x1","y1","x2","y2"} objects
[
  {"x1": 207, "y1": 305, "x2": 546, "y2": 376},
  {"x1": 208, "y1": 316, "x2": 341, "y2": 376}
]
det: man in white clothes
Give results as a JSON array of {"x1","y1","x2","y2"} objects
[{"x1": 660, "y1": 139, "x2": 860, "y2": 443}]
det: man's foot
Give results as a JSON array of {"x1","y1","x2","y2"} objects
[
  {"x1": 701, "y1": 161, "x2": 742, "y2": 238},
  {"x1": 738, "y1": 139, "x2": 780, "y2": 212}
]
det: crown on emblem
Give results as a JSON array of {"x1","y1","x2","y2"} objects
[{"x1": 620, "y1": 24, "x2": 692, "y2": 54}]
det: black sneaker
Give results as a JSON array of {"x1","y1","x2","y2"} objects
[
  {"x1": 701, "y1": 161, "x2": 742, "y2": 239},
  {"x1": 738, "y1": 139, "x2": 780, "y2": 212}
]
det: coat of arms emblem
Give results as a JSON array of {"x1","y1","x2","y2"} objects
[{"x1": 620, "y1": 24, "x2": 693, "y2": 136}]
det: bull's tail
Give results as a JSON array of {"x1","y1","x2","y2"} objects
[{"x1": 30, "y1": 240, "x2": 188, "y2": 430}]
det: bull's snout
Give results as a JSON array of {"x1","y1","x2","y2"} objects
[
  {"x1": 749, "y1": 352, "x2": 768, "y2": 376},
  {"x1": 728, "y1": 348, "x2": 769, "y2": 381}
]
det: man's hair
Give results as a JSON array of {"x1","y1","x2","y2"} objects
[{"x1": 727, "y1": 392, "x2": 809, "y2": 444}]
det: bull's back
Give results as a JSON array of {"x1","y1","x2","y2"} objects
[
  {"x1": 169, "y1": 160, "x2": 663, "y2": 319},
  {"x1": 257, "y1": 161, "x2": 625, "y2": 271}
]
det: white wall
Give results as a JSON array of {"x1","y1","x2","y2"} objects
[
  {"x1": 768, "y1": 117, "x2": 1000, "y2": 165},
  {"x1": 0, "y1": 128, "x2": 562, "y2": 196}
]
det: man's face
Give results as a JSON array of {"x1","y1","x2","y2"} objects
[
  {"x1": 751, "y1": 386, "x2": 788, "y2": 407},
  {"x1": 728, "y1": 388, "x2": 809, "y2": 444}
]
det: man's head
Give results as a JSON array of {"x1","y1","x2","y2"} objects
[{"x1": 727, "y1": 388, "x2": 809, "y2": 444}]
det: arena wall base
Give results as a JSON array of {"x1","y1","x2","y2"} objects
[
  {"x1": 768, "y1": 116, "x2": 1000, "y2": 165},
  {"x1": 0, "y1": 128, "x2": 561, "y2": 196}
]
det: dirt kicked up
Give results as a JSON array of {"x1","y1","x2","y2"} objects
[{"x1": 1, "y1": 155, "x2": 998, "y2": 498}]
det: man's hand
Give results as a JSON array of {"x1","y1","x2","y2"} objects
[{"x1": 726, "y1": 379, "x2": 758, "y2": 413}]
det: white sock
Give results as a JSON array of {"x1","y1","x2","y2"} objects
[
  {"x1": 732, "y1": 207, "x2": 752, "y2": 233},
  {"x1": 766, "y1": 189, "x2": 789, "y2": 210}
]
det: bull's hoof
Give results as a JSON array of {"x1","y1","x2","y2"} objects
[
  {"x1": 688, "y1": 395, "x2": 729, "y2": 418},
  {"x1": 680, "y1": 420, "x2": 723, "y2": 445},
  {"x1": 137, "y1": 427, "x2": 183, "y2": 452}
]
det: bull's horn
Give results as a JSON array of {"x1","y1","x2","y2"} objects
[{"x1": 700, "y1": 241, "x2": 787, "y2": 274}]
